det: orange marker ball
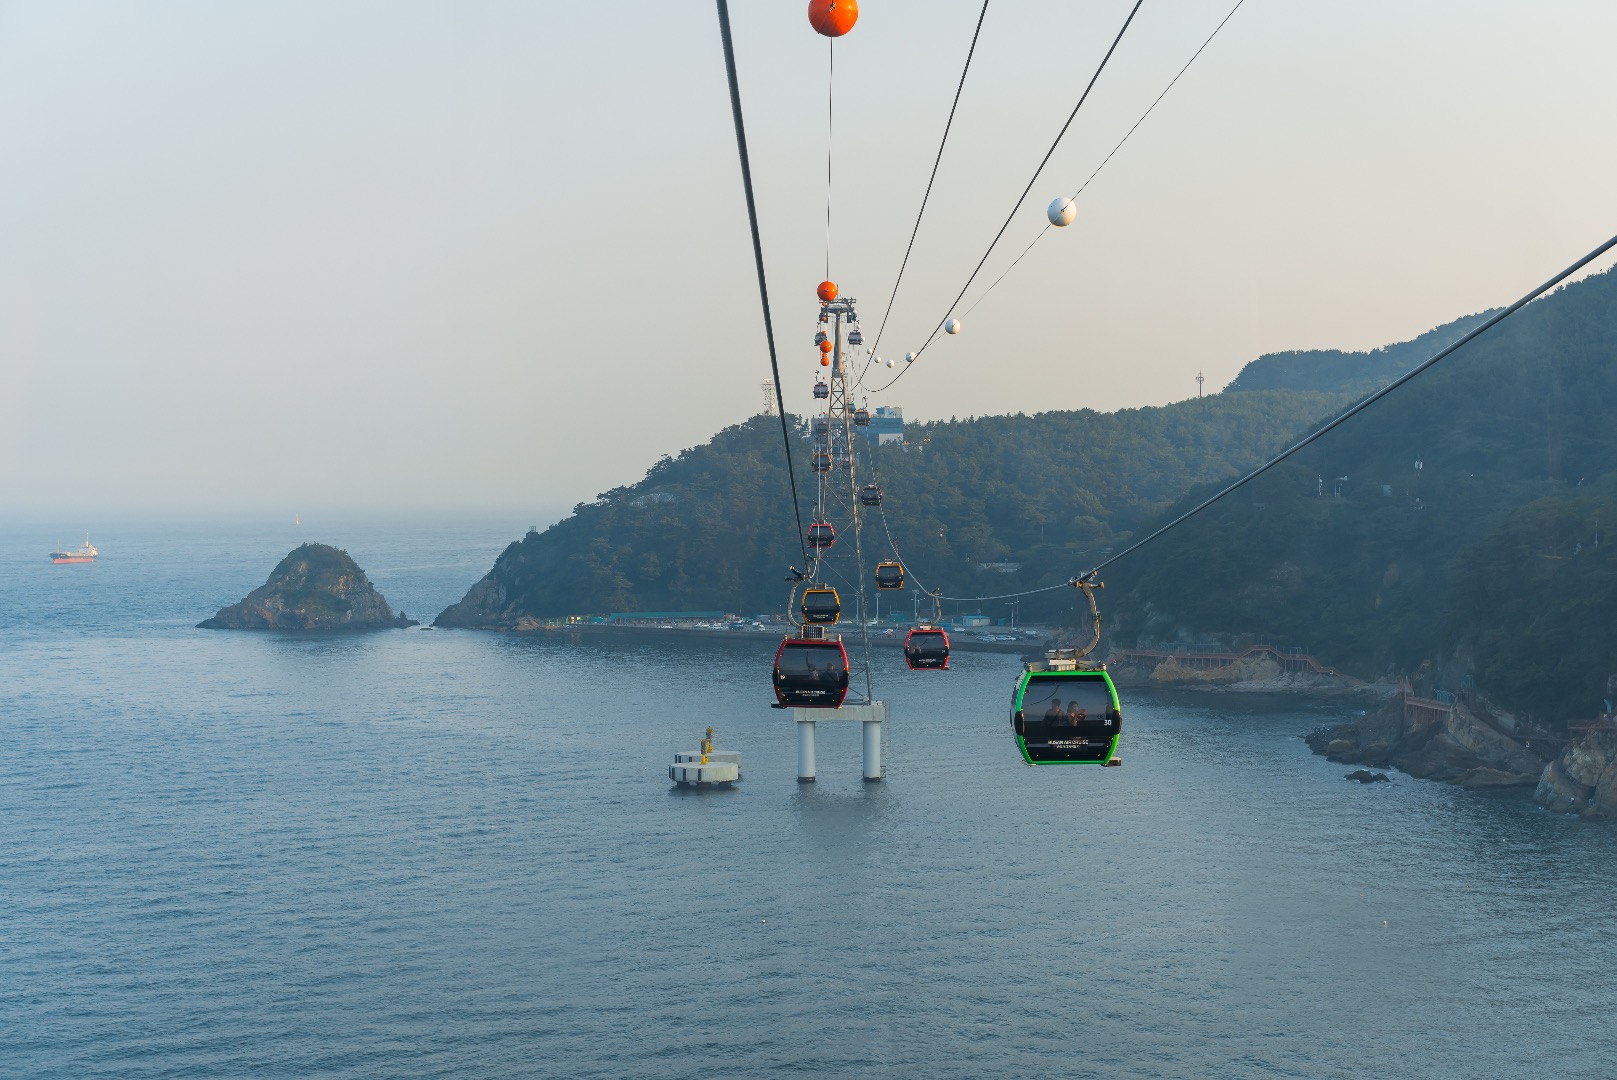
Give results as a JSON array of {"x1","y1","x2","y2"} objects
[
  {"x1": 821, "y1": 356, "x2": 831, "y2": 366},
  {"x1": 816, "y1": 280, "x2": 839, "y2": 303},
  {"x1": 808, "y1": 0, "x2": 858, "y2": 38},
  {"x1": 819, "y1": 339, "x2": 834, "y2": 354}
]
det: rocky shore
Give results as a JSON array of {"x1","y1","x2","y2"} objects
[
  {"x1": 1108, "y1": 650, "x2": 1376, "y2": 698},
  {"x1": 1534, "y1": 725, "x2": 1617, "y2": 818},
  {"x1": 200, "y1": 543, "x2": 416, "y2": 631},
  {"x1": 1306, "y1": 695, "x2": 1547, "y2": 791}
]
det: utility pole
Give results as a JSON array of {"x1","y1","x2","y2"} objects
[
  {"x1": 762, "y1": 380, "x2": 777, "y2": 416},
  {"x1": 1196, "y1": 370, "x2": 1205, "y2": 399}
]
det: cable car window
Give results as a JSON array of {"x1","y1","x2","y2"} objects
[{"x1": 776, "y1": 644, "x2": 847, "y2": 680}]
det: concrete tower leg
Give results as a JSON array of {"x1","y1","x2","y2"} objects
[
  {"x1": 797, "y1": 718, "x2": 817, "y2": 783},
  {"x1": 862, "y1": 718, "x2": 882, "y2": 781}
]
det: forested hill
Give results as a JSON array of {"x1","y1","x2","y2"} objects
[
  {"x1": 434, "y1": 388, "x2": 1353, "y2": 627},
  {"x1": 1106, "y1": 266, "x2": 1617, "y2": 727},
  {"x1": 1223, "y1": 309, "x2": 1500, "y2": 394},
  {"x1": 438, "y1": 265, "x2": 1617, "y2": 727}
]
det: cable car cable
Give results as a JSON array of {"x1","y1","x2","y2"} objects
[
  {"x1": 865, "y1": 235, "x2": 1617, "y2": 609},
  {"x1": 1080, "y1": 231, "x2": 1617, "y2": 579},
  {"x1": 860, "y1": 0, "x2": 993, "y2": 383},
  {"x1": 714, "y1": 0, "x2": 810, "y2": 566},
  {"x1": 866, "y1": 0, "x2": 1147, "y2": 395},
  {"x1": 825, "y1": 38, "x2": 835, "y2": 281},
  {"x1": 960, "y1": 0, "x2": 1246, "y2": 321}
]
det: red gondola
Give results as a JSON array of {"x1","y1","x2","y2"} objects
[
  {"x1": 773, "y1": 637, "x2": 850, "y2": 708},
  {"x1": 904, "y1": 626, "x2": 950, "y2": 670},
  {"x1": 808, "y1": 521, "x2": 836, "y2": 550}
]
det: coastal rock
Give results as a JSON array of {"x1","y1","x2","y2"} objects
[
  {"x1": 1534, "y1": 726, "x2": 1617, "y2": 817},
  {"x1": 1455, "y1": 766, "x2": 1540, "y2": 790},
  {"x1": 1307, "y1": 695, "x2": 1549, "y2": 791},
  {"x1": 199, "y1": 543, "x2": 416, "y2": 631},
  {"x1": 1345, "y1": 770, "x2": 1389, "y2": 784},
  {"x1": 434, "y1": 573, "x2": 515, "y2": 630}
]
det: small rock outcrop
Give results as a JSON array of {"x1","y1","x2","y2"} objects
[
  {"x1": 1307, "y1": 695, "x2": 1546, "y2": 791},
  {"x1": 1535, "y1": 726, "x2": 1617, "y2": 818},
  {"x1": 199, "y1": 543, "x2": 417, "y2": 631},
  {"x1": 1345, "y1": 770, "x2": 1390, "y2": 784}
]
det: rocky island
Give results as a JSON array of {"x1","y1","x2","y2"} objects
[{"x1": 199, "y1": 543, "x2": 417, "y2": 631}]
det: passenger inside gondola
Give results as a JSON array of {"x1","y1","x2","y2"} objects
[
  {"x1": 777, "y1": 645, "x2": 848, "y2": 683},
  {"x1": 1020, "y1": 679, "x2": 1115, "y2": 745}
]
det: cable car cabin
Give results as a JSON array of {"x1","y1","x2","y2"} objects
[
  {"x1": 848, "y1": 329, "x2": 864, "y2": 345},
  {"x1": 860, "y1": 483, "x2": 882, "y2": 507},
  {"x1": 811, "y1": 452, "x2": 832, "y2": 473},
  {"x1": 773, "y1": 638, "x2": 850, "y2": 708},
  {"x1": 813, "y1": 382, "x2": 829, "y2": 399},
  {"x1": 811, "y1": 416, "x2": 830, "y2": 435},
  {"x1": 800, "y1": 586, "x2": 841, "y2": 624},
  {"x1": 874, "y1": 562, "x2": 904, "y2": 590},
  {"x1": 904, "y1": 627, "x2": 950, "y2": 670},
  {"x1": 814, "y1": 330, "x2": 827, "y2": 346},
  {"x1": 807, "y1": 521, "x2": 836, "y2": 550},
  {"x1": 1008, "y1": 667, "x2": 1122, "y2": 765},
  {"x1": 853, "y1": 408, "x2": 870, "y2": 427}
]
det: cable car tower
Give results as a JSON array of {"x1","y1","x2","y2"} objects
[{"x1": 782, "y1": 280, "x2": 886, "y2": 783}]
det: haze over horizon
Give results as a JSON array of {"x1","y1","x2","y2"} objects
[{"x1": 4, "y1": 0, "x2": 1615, "y2": 515}]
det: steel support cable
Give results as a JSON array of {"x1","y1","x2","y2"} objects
[
  {"x1": 960, "y1": 0, "x2": 1245, "y2": 320},
  {"x1": 939, "y1": 581, "x2": 1074, "y2": 602},
  {"x1": 866, "y1": 0, "x2": 1146, "y2": 396},
  {"x1": 857, "y1": 0, "x2": 993, "y2": 388},
  {"x1": 714, "y1": 0, "x2": 809, "y2": 566},
  {"x1": 1083, "y1": 231, "x2": 1617, "y2": 579}
]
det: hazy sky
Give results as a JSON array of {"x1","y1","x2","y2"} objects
[{"x1": 4, "y1": 1, "x2": 1615, "y2": 516}]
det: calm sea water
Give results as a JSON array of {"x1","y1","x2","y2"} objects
[{"x1": 3, "y1": 516, "x2": 1616, "y2": 1078}]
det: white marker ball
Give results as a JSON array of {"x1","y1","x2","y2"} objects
[
  {"x1": 905, "y1": 351, "x2": 917, "y2": 364},
  {"x1": 945, "y1": 319, "x2": 962, "y2": 335},
  {"x1": 1047, "y1": 196, "x2": 1076, "y2": 226},
  {"x1": 886, "y1": 358, "x2": 895, "y2": 368}
]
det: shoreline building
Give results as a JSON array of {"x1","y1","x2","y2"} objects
[{"x1": 862, "y1": 406, "x2": 904, "y2": 446}]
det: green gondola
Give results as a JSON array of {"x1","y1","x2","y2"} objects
[{"x1": 1009, "y1": 664, "x2": 1122, "y2": 765}]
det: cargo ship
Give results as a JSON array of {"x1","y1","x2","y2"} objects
[{"x1": 50, "y1": 534, "x2": 98, "y2": 564}]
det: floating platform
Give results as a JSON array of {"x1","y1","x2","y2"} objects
[
  {"x1": 668, "y1": 759, "x2": 739, "y2": 786},
  {"x1": 669, "y1": 729, "x2": 741, "y2": 788}
]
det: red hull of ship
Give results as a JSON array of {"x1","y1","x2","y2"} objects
[{"x1": 51, "y1": 555, "x2": 95, "y2": 564}]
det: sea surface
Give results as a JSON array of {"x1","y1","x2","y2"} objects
[{"x1": 3, "y1": 516, "x2": 1616, "y2": 1078}]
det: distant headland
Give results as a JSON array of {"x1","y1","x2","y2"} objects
[{"x1": 199, "y1": 543, "x2": 417, "y2": 631}]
